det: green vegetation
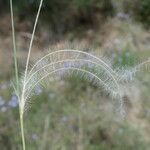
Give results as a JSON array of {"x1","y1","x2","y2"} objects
[
  {"x1": 0, "y1": 0, "x2": 150, "y2": 150},
  {"x1": 124, "y1": 0, "x2": 150, "y2": 27},
  {"x1": 0, "y1": 0, "x2": 114, "y2": 32},
  {"x1": 1, "y1": 0, "x2": 150, "y2": 32},
  {"x1": 0, "y1": 79, "x2": 150, "y2": 149},
  {"x1": 113, "y1": 47, "x2": 139, "y2": 67}
]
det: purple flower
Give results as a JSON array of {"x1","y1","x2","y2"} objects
[
  {"x1": 62, "y1": 61, "x2": 75, "y2": 68},
  {"x1": 34, "y1": 86, "x2": 43, "y2": 95},
  {"x1": 0, "y1": 96, "x2": 5, "y2": 106},
  {"x1": 56, "y1": 69, "x2": 66, "y2": 79},
  {"x1": 117, "y1": 12, "x2": 130, "y2": 19},
  {"x1": 55, "y1": 71, "x2": 63, "y2": 80},
  {"x1": 62, "y1": 61, "x2": 70, "y2": 68},
  {"x1": 87, "y1": 63, "x2": 95, "y2": 69},
  {"x1": 1, "y1": 106, "x2": 7, "y2": 112},
  {"x1": 8, "y1": 95, "x2": 18, "y2": 108}
]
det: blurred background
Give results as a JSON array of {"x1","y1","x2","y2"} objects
[{"x1": 0, "y1": 0, "x2": 150, "y2": 149}]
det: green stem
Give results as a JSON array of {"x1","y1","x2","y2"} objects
[
  {"x1": 24, "y1": 0, "x2": 44, "y2": 82},
  {"x1": 10, "y1": 1, "x2": 25, "y2": 149},
  {"x1": 20, "y1": 115, "x2": 26, "y2": 150},
  {"x1": 10, "y1": 0, "x2": 44, "y2": 150},
  {"x1": 10, "y1": 0, "x2": 19, "y2": 92}
]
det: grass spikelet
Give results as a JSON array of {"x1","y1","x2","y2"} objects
[
  {"x1": 21, "y1": 49, "x2": 122, "y2": 111},
  {"x1": 9, "y1": 0, "x2": 150, "y2": 149}
]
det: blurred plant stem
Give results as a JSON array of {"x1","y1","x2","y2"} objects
[
  {"x1": 77, "y1": 111, "x2": 84, "y2": 150},
  {"x1": 10, "y1": 0, "x2": 19, "y2": 92},
  {"x1": 10, "y1": 0, "x2": 26, "y2": 149},
  {"x1": 10, "y1": 0, "x2": 26, "y2": 150},
  {"x1": 40, "y1": 115, "x2": 50, "y2": 150},
  {"x1": 20, "y1": 115, "x2": 26, "y2": 150}
]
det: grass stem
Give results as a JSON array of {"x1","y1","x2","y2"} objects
[
  {"x1": 10, "y1": 0, "x2": 19, "y2": 92},
  {"x1": 19, "y1": 1, "x2": 44, "y2": 149},
  {"x1": 24, "y1": 0, "x2": 44, "y2": 82},
  {"x1": 20, "y1": 115, "x2": 26, "y2": 150}
]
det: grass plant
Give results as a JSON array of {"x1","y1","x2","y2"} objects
[{"x1": 9, "y1": 0, "x2": 150, "y2": 150}]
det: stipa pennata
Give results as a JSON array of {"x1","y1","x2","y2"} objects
[{"x1": 9, "y1": 0, "x2": 150, "y2": 150}]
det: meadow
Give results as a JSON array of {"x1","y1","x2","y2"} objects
[{"x1": 0, "y1": 0, "x2": 150, "y2": 149}]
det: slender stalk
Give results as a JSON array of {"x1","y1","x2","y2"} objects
[
  {"x1": 21, "y1": 0, "x2": 44, "y2": 121},
  {"x1": 10, "y1": 0, "x2": 19, "y2": 92},
  {"x1": 10, "y1": 0, "x2": 44, "y2": 149},
  {"x1": 24, "y1": 0, "x2": 44, "y2": 82},
  {"x1": 19, "y1": 0, "x2": 44, "y2": 149},
  {"x1": 10, "y1": 1, "x2": 26, "y2": 149},
  {"x1": 20, "y1": 115, "x2": 26, "y2": 150}
]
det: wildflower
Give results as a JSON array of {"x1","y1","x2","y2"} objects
[
  {"x1": 117, "y1": 12, "x2": 129, "y2": 19},
  {"x1": 1, "y1": 106, "x2": 7, "y2": 112},
  {"x1": 8, "y1": 94, "x2": 18, "y2": 108},
  {"x1": 62, "y1": 61, "x2": 75, "y2": 68},
  {"x1": 34, "y1": 86, "x2": 43, "y2": 95},
  {"x1": 0, "y1": 96, "x2": 5, "y2": 106},
  {"x1": 87, "y1": 63, "x2": 95, "y2": 69},
  {"x1": 62, "y1": 61, "x2": 70, "y2": 68}
]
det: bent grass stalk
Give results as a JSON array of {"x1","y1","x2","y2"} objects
[
  {"x1": 10, "y1": 0, "x2": 150, "y2": 149},
  {"x1": 10, "y1": 0, "x2": 44, "y2": 150},
  {"x1": 21, "y1": 0, "x2": 44, "y2": 149}
]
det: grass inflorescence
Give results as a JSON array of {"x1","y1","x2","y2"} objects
[{"x1": 9, "y1": 0, "x2": 150, "y2": 150}]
